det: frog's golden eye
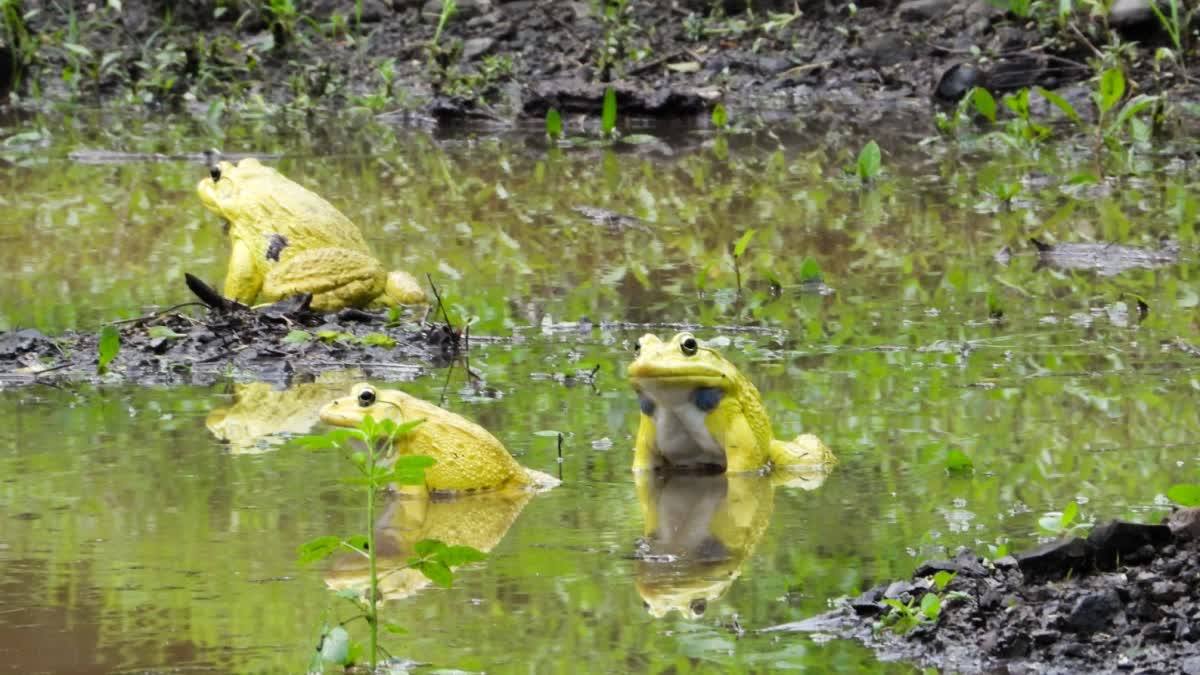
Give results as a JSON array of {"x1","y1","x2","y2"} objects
[
  {"x1": 357, "y1": 387, "x2": 377, "y2": 407},
  {"x1": 680, "y1": 336, "x2": 698, "y2": 356}
]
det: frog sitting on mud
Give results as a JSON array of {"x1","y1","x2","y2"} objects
[
  {"x1": 627, "y1": 332, "x2": 837, "y2": 476},
  {"x1": 319, "y1": 383, "x2": 557, "y2": 494},
  {"x1": 196, "y1": 158, "x2": 426, "y2": 312}
]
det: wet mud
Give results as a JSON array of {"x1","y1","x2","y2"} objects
[{"x1": 768, "y1": 510, "x2": 1200, "y2": 674}]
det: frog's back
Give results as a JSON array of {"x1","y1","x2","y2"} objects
[
  {"x1": 397, "y1": 396, "x2": 528, "y2": 492},
  {"x1": 234, "y1": 159, "x2": 371, "y2": 254}
]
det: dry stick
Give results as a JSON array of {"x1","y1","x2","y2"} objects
[
  {"x1": 425, "y1": 273, "x2": 454, "y2": 329},
  {"x1": 111, "y1": 302, "x2": 211, "y2": 326}
]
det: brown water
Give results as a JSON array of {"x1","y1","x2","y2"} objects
[{"x1": 1, "y1": 110, "x2": 1198, "y2": 673}]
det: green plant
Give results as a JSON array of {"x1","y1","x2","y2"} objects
[
  {"x1": 1038, "y1": 500, "x2": 1091, "y2": 536},
  {"x1": 263, "y1": 0, "x2": 313, "y2": 51},
  {"x1": 1166, "y1": 484, "x2": 1200, "y2": 506},
  {"x1": 1148, "y1": 0, "x2": 1192, "y2": 71},
  {"x1": 96, "y1": 324, "x2": 119, "y2": 374},
  {"x1": 595, "y1": 0, "x2": 634, "y2": 81},
  {"x1": 731, "y1": 228, "x2": 756, "y2": 293},
  {"x1": 295, "y1": 416, "x2": 485, "y2": 671},
  {"x1": 1, "y1": 0, "x2": 37, "y2": 95},
  {"x1": 545, "y1": 107, "x2": 562, "y2": 140},
  {"x1": 601, "y1": 86, "x2": 617, "y2": 137},
  {"x1": 944, "y1": 448, "x2": 974, "y2": 474},
  {"x1": 856, "y1": 140, "x2": 881, "y2": 183}
]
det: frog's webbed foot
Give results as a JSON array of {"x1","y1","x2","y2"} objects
[
  {"x1": 261, "y1": 248, "x2": 387, "y2": 312},
  {"x1": 769, "y1": 434, "x2": 837, "y2": 490}
]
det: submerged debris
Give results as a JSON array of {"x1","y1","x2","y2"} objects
[
  {"x1": 1021, "y1": 238, "x2": 1181, "y2": 277},
  {"x1": 767, "y1": 511, "x2": 1200, "y2": 674}
]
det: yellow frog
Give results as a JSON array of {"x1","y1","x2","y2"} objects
[
  {"x1": 196, "y1": 158, "x2": 426, "y2": 312},
  {"x1": 319, "y1": 383, "x2": 557, "y2": 494},
  {"x1": 627, "y1": 332, "x2": 837, "y2": 475}
]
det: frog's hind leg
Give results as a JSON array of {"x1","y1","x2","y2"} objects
[
  {"x1": 261, "y1": 248, "x2": 387, "y2": 312},
  {"x1": 768, "y1": 434, "x2": 838, "y2": 489}
]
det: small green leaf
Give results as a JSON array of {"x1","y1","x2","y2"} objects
[
  {"x1": 945, "y1": 449, "x2": 973, "y2": 473},
  {"x1": 711, "y1": 103, "x2": 728, "y2": 129},
  {"x1": 1061, "y1": 501, "x2": 1079, "y2": 527},
  {"x1": 146, "y1": 326, "x2": 184, "y2": 340},
  {"x1": 358, "y1": 333, "x2": 396, "y2": 348},
  {"x1": 932, "y1": 570, "x2": 955, "y2": 592},
  {"x1": 416, "y1": 559, "x2": 453, "y2": 587},
  {"x1": 414, "y1": 539, "x2": 446, "y2": 558},
  {"x1": 97, "y1": 325, "x2": 120, "y2": 374},
  {"x1": 733, "y1": 229, "x2": 757, "y2": 258},
  {"x1": 63, "y1": 42, "x2": 93, "y2": 59},
  {"x1": 799, "y1": 256, "x2": 822, "y2": 282},
  {"x1": 1098, "y1": 68, "x2": 1125, "y2": 114},
  {"x1": 601, "y1": 87, "x2": 617, "y2": 137},
  {"x1": 1113, "y1": 94, "x2": 1159, "y2": 131},
  {"x1": 1166, "y1": 484, "x2": 1200, "y2": 507},
  {"x1": 438, "y1": 545, "x2": 487, "y2": 566},
  {"x1": 319, "y1": 625, "x2": 352, "y2": 665},
  {"x1": 971, "y1": 87, "x2": 996, "y2": 124},
  {"x1": 856, "y1": 140, "x2": 881, "y2": 182},
  {"x1": 344, "y1": 535, "x2": 369, "y2": 553},
  {"x1": 1036, "y1": 86, "x2": 1081, "y2": 126},
  {"x1": 920, "y1": 592, "x2": 940, "y2": 620},
  {"x1": 283, "y1": 329, "x2": 312, "y2": 343},
  {"x1": 383, "y1": 623, "x2": 407, "y2": 634},
  {"x1": 297, "y1": 536, "x2": 342, "y2": 565},
  {"x1": 545, "y1": 107, "x2": 562, "y2": 140}
]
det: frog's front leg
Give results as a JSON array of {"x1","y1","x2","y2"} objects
[
  {"x1": 261, "y1": 247, "x2": 387, "y2": 312},
  {"x1": 223, "y1": 237, "x2": 264, "y2": 305}
]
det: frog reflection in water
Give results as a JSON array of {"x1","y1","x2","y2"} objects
[
  {"x1": 326, "y1": 488, "x2": 535, "y2": 601},
  {"x1": 635, "y1": 472, "x2": 774, "y2": 618},
  {"x1": 206, "y1": 372, "x2": 363, "y2": 453},
  {"x1": 627, "y1": 333, "x2": 837, "y2": 479},
  {"x1": 319, "y1": 383, "x2": 558, "y2": 494},
  {"x1": 196, "y1": 158, "x2": 426, "y2": 312}
]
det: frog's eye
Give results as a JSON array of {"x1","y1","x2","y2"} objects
[
  {"x1": 680, "y1": 336, "x2": 699, "y2": 356},
  {"x1": 689, "y1": 598, "x2": 707, "y2": 616},
  {"x1": 357, "y1": 387, "x2": 377, "y2": 407}
]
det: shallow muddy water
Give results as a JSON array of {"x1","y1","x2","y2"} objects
[{"x1": 1, "y1": 111, "x2": 1199, "y2": 672}]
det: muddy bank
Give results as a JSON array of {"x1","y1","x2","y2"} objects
[
  {"x1": 769, "y1": 510, "x2": 1200, "y2": 674},
  {"x1": 0, "y1": 295, "x2": 462, "y2": 387},
  {"x1": 3, "y1": 1, "x2": 1198, "y2": 124}
]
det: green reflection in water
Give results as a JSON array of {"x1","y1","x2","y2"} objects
[{"x1": 1, "y1": 112, "x2": 1199, "y2": 672}]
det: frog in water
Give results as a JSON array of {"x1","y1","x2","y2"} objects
[
  {"x1": 627, "y1": 332, "x2": 837, "y2": 476},
  {"x1": 319, "y1": 383, "x2": 558, "y2": 494},
  {"x1": 196, "y1": 157, "x2": 426, "y2": 312}
]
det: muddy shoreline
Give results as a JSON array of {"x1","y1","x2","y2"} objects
[
  {"x1": 769, "y1": 511, "x2": 1200, "y2": 674},
  {"x1": 3, "y1": 1, "x2": 1198, "y2": 125}
]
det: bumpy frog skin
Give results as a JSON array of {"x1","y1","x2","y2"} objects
[
  {"x1": 196, "y1": 158, "x2": 426, "y2": 312},
  {"x1": 319, "y1": 383, "x2": 556, "y2": 493},
  {"x1": 628, "y1": 333, "x2": 837, "y2": 475},
  {"x1": 634, "y1": 472, "x2": 774, "y2": 619}
]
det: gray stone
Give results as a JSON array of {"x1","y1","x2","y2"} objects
[
  {"x1": 423, "y1": 0, "x2": 493, "y2": 21},
  {"x1": 462, "y1": 37, "x2": 496, "y2": 61},
  {"x1": 1169, "y1": 507, "x2": 1200, "y2": 540},
  {"x1": 1017, "y1": 537, "x2": 1091, "y2": 581},
  {"x1": 1066, "y1": 589, "x2": 1123, "y2": 633},
  {"x1": 1182, "y1": 654, "x2": 1200, "y2": 675},
  {"x1": 1109, "y1": 0, "x2": 1157, "y2": 28},
  {"x1": 898, "y1": 0, "x2": 957, "y2": 22}
]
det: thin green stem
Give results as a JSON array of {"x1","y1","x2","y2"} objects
[{"x1": 366, "y1": 437, "x2": 379, "y2": 670}]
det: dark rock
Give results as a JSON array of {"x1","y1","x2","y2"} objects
[
  {"x1": 1017, "y1": 537, "x2": 1091, "y2": 581},
  {"x1": 850, "y1": 584, "x2": 886, "y2": 616},
  {"x1": 984, "y1": 630, "x2": 1031, "y2": 658},
  {"x1": 1065, "y1": 589, "x2": 1122, "y2": 634},
  {"x1": 884, "y1": 580, "x2": 920, "y2": 600},
  {"x1": 0, "y1": 328, "x2": 51, "y2": 359},
  {"x1": 1108, "y1": 0, "x2": 1157, "y2": 28},
  {"x1": 913, "y1": 550, "x2": 989, "y2": 579},
  {"x1": 423, "y1": 0, "x2": 492, "y2": 21},
  {"x1": 1089, "y1": 520, "x2": 1174, "y2": 569},
  {"x1": 933, "y1": 63, "x2": 984, "y2": 102},
  {"x1": 1149, "y1": 580, "x2": 1185, "y2": 603},
  {"x1": 993, "y1": 554, "x2": 1018, "y2": 570},
  {"x1": 861, "y1": 34, "x2": 915, "y2": 68},
  {"x1": 898, "y1": 0, "x2": 956, "y2": 22},
  {"x1": 1169, "y1": 507, "x2": 1200, "y2": 540},
  {"x1": 523, "y1": 78, "x2": 710, "y2": 118},
  {"x1": 1031, "y1": 628, "x2": 1060, "y2": 645}
]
